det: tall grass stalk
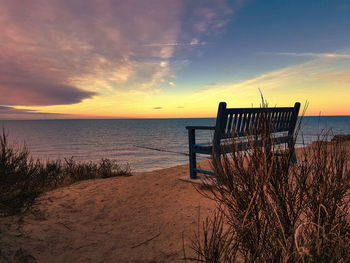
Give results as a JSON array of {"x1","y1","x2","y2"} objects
[{"x1": 188, "y1": 107, "x2": 350, "y2": 262}]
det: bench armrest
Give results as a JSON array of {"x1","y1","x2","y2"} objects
[{"x1": 186, "y1": 126, "x2": 215, "y2": 130}]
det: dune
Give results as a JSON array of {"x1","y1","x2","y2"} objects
[
  {"x1": 0, "y1": 161, "x2": 215, "y2": 263},
  {"x1": 1, "y1": 141, "x2": 350, "y2": 263}
]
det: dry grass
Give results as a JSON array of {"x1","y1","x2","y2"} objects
[
  {"x1": 0, "y1": 131, "x2": 132, "y2": 216},
  {"x1": 187, "y1": 109, "x2": 350, "y2": 262}
]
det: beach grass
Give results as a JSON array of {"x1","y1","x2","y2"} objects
[
  {"x1": 188, "y1": 112, "x2": 350, "y2": 262},
  {"x1": 0, "y1": 131, "x2": 132, "y2": 216}
]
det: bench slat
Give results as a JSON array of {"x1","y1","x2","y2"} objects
[
  {"x1": 245, "y1": 112, "x2": 252, "y2": 134},
  {"x1": 237, "y1": 113, "x2": 243, "y2": 135},
  {"x1": 275, "y1": 111, "x2": 281, "y2": 129},
  {"x1": 226, "y1": 113, "x2": 233, "y2": 134},
  {"x1": 194, "y1": 168, "x2": 215, "y2": 176},
  {"x1": 225, "y1": 107, "x2": 295, "y2": 115}
]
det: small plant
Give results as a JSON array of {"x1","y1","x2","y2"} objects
[
  {"x1": 63, "y1": 157, "x2": 99, "y2": 182},
  {"x1": 0, "y1": 131, "x2": 132, "y2": 216},
  {"x1": 0, "y1": 132, "x2": 42, "y2": 215},
  {"x1": 63, "y1": 157, "x2": 132, "y2": 182},
  {"x1": 98, "y1": 158, "x2": 132, "y2": 178},
  {"x1": 188, "y1": 106, "x2": 350, "y2": 262}
]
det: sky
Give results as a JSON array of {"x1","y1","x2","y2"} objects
[{"x1": 0, "y1": 0, "x2": 349, "y2": 119}]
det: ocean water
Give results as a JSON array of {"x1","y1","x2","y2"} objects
[{"x1": 0, "y1": 116, "x2": 349, "y2": 173}]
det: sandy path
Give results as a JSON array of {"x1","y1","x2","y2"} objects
[{"x1": 1, "y1": 162, "x2": 215, "y2": 263}]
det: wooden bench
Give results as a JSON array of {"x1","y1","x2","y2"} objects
[{"x1": 186, "y1": 102, "x2": 301, "y2": 179}]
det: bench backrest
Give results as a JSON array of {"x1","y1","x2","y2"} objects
[{"x1": 213, "y1": 102, "x2": 301, "y2": 144}]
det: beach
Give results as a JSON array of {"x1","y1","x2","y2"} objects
[
  {"x1": 2, "y1": 0, "x2": 350, "y2": 261},
  {"x1": 1, "y1": 141, "x2": 350, "y2": 263},
  {"x1": 0, "y1": 161, "x2": 215, "y2": 263}
]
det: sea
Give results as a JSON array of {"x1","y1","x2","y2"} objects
[{"x1": 0, "y1": 116, "x2": 349, "y2": 173}]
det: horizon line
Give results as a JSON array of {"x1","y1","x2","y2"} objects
[{"x1": 1, "y1": 114, "x2": 350, "y2": 121}]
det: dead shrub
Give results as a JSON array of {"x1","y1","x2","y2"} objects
[{"x1": 188, "y1": 106, "x2": 350, "y2": 262}]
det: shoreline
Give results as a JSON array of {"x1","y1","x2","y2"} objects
[{"x1": 2, "y1": 117, "x2": 349, "y2": 175}]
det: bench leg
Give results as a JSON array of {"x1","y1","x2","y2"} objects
[
  {"x1": 292, "y1": 151, "x2": 297, "y2": 163},
  {"x1": 189, "y1": 150, "x2": 197, "y2": 179},
  {"x1": 188, "y1": 129, "x2": 197, "y2": 179}
]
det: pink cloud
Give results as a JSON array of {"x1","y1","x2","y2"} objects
[
  {"x1": 0, "y1": 105, "x2": 72, "y2": 119},
  {"x1": 184, "y1": 0, "x2": 236, "y2": 36},
  {"x1": 0, "y1": 0, "x2": 238, "y2": 107},
  {"x1": 0, "y1": 58, "x2": 96, "y2": 106}
]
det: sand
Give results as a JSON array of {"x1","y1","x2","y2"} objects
[
  {"x1": 0, "y1": 162, "x2": 215, "y2": 263},
  {"x1": 1, "y1": 142, "x2": 350, "y2": 262}
]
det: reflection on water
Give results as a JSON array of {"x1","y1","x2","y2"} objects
[{"x1": 0, "y1": 116, "x2": 349, "y2": 172}]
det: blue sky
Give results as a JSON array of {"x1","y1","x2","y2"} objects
[{"x1": 176, "y1": 0, "x2": 350, "y2": 87}]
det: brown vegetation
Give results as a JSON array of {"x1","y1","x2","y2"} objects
[
  {"x1": 0, "y1": 132, "x2": 131, "y2": 216},
  {"x1": 188, "y1": 114, "x2": 350, "y2": 262}
]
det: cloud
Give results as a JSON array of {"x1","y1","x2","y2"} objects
[
  {"x1": 0, "y1": 0, "x2": 184, "y2": 107},
  {"x1": 261, "y1": 52, "x2": 350, "y2": 59},
  {"x1": 0, "y1": 59, "x2": 96, "y2": 106},
  {"x1": 153, "y1": 107, "x2": 163, "y2": 110},
  {"x1": 189, "y1": 54, "x2": 350, "y2": 114},
  {"x1": 184, "y1": 0, "x2": 239, "y2": 37},
  {"x1": 0, "y1": 105, "x2": 71, "y2": 119},
  {"x1": 143, "y1": 39, "x2": 204, "y2": 47},
  {"x1": 0, "y1": 0, "x2": 240, "y2": 111},
  {"x1": 189, "y1": 38, "x2": 200, "y2": 45}
]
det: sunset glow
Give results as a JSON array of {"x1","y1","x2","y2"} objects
[{"x1": 1, "y1": 0, "x2": 349, "y2": 119}]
